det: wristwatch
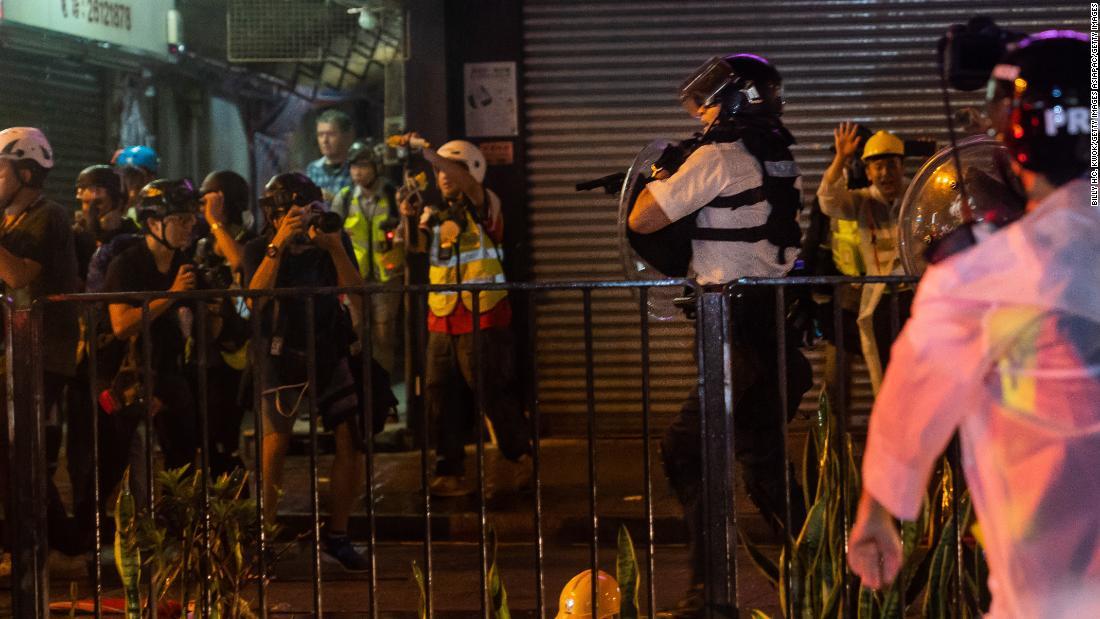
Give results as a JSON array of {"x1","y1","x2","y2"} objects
[{"x1": 265, "y1": 242, "x2": 279, "y2": 258}]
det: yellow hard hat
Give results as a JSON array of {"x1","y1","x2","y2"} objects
[
  {"x1": 861, "y1": 130, "x2": 905, "y2": 161},
  {"x1": 555, "y1": 570, "x2": 621, "y2": 618}
]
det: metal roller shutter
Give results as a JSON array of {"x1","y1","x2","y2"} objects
[
  {"x1": 0, "y1": 48, "x2": 107, "y2": 208},
  {"x1": 522, "y1": 0, "x2": 1090, "y2": 436}
]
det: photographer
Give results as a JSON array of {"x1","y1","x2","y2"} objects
[
  {"x1": 817, "y1": 125, "x2": 913, "y2": 392},
  {"x1": 627, "y1": 55, "x2": 812, "y2": 618},
  {"x1": 848, "y1": 32, "x2": 1100, "y2": 615},
  {"x1": 331, "y1": 141, "x2": 404, "y2": 378},
  {"x1": 396, "y1": 135, "x2": 532, "y2": 499},
  {"x1": 243, "y1": 172, "x2": 383, "y2": 572},
  {"x1": 103, "y1": 179, "x2": 202, "y2": 486},
  {"x1": 192, "y1": 170, "x2": 255, "y2": 476},
  {"x1": 0, "y1": 127, "x2": 83, "y2": 562},
  {"x1": 73, "y1": 164, "x2": 140, "y2": 285}
]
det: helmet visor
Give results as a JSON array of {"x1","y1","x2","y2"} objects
[{"x1": 678, "y1": 57, "x2": 734, "y2": 117}]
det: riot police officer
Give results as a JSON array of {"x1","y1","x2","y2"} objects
[{"x1": 628, "y1": 54, "x2": 813, "y2": 618}]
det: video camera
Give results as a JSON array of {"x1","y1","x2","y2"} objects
[{"x1": 938, "y1": 16, "x2": 1026, "y2": 91}]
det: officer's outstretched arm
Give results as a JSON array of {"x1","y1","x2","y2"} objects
[{"x1": 628, "y1": 188, "x2": 672, "y2": 233}]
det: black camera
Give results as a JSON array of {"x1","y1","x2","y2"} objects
[
  {"x1": 938, "y1": 16, "x2": 1026, "y2": 91},
  {"x1": 192, "y1": 237, "x2": 234, "y2": 290},
  {"x1": 305, "y1": 208, "x2": 344, "y2": 234}
]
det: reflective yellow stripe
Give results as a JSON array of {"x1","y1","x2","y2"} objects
[{"x1": 428, "y1": 210, "x2": 507, "y2": 317}]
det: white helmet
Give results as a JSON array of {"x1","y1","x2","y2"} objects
[
  {"x1": 0, "y1": 127, "x2": 54, "y2": 169},
  {"x1": 436, "y1": 139, "x2": 486, "y2": 183}
]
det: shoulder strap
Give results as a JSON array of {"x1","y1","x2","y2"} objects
[{"x1": 705, "y1": 186, "x2": 766, "y2": 210}]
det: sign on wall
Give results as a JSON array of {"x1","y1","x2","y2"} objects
[
  {"x1": 463, "y1": 61, "x2": 519, "y2": 138},
  {"x1": 0, "y1": 0, "x2": 175, "y2": 58}
]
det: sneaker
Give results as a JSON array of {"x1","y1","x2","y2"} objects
[
  {"x1": 486, "y1": 454, "x2": 534, "y2": 499},
  {"x1": 429, "y1": 474, "x2": 474, "y2": 498},
  {"x1": 322, "y1": 534, "x2": 370, "y2": 573}
]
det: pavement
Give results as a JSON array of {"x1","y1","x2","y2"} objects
[{"x1": 5, "y1": 415, "x2": 809, "y2": 616}]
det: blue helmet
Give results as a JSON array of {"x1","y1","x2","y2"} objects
[{"x1": 113, "y1": 145, "x2": 159, "y2": 174}]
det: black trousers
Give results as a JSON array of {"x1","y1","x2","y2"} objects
[
  {"x1": 661, "y1": 289, "x2": 813, "y2": 586},
  {"x1": 425, "y1": 327, "x2": 531, "y2": 476},
  {"x1": 66, "y1": 372, "x2": 198, "y2": 553}
]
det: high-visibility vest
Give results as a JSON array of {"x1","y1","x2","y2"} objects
[
  {"x1": 337, "y1": 185, "x2": 404, "y2": 283},
  {"x1": 427, "y1": 207, "x2": 507, "y2": 317},
  {"x1": 831, "y1": 217, "x2": 865, "y2": 276}
]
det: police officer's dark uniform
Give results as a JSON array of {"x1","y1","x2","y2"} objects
[{"x1": 629, "y1": 54, "x2": 813, "y2": 617}]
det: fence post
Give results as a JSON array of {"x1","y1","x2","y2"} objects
[
  {"x1": 6, "y1": 305, "x2": 49, "y2": 616},
  {"x1": 697, "y1": 291, "x2": 737, "y2": 617}
]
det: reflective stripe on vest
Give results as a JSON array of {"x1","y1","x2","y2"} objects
[
  {"x1": 428, "y1": 209, "x2": 507, "y2": 317},
  {"x1": 341, "y1": 186, "x2": 403, "y2": 283}
]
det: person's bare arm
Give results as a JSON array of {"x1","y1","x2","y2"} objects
[
  {"x1": 0, "y1": 244, "x2": 41, "y2": 289},
  {"x1": 203, "y1": 192, "x2": 245, "y2": 272},
  {"x1": 311, "y1": 228, "x2": 364, "y2": 320},
  {"x1": 818, "y1": 121, "x2": 862, "y2": 219},
  {"x1": 247, "y1": 208, "x2": 304, "y2": 310},
  {"x1": 628, "y1": 187, "x2": 673, "y2": 233},
  {"x1": 109, "y1": 265, "x2": 196, "y2": 340}
]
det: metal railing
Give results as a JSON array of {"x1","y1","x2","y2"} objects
[{"x1": 2, "y1": 275, "x2": 981, "y2": 618}]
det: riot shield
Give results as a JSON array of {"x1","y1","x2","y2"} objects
[
  {"x1": 616, "y1": 139, "x2": 687, "y2": 321},
  {"x1": 897, "y1": 135, "x2": 1017, "y2": 276}
]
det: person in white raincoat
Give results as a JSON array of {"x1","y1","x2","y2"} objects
[{"x1": 848, "y1": 31, "x2": 1100, "y2": 618}]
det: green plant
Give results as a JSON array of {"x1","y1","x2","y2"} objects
[
  {"x1": 616, "y1": 524, "x2": 641, "y2": 618},
  {"x1": 413, "y1": 524, "x2": 512, "y2": 619},
  {"x1": 115, "y1": 465, "x2": 280, "y2": 618},
  {"x1": 743, "y1": 391, "x2": 988, "y2": 618}
]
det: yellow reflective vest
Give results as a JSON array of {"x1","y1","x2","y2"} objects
[
  {"x1": 335, "y1": 184, "x2": 404, "y2": 283},
  {"x1": 428, "y1": 205, "x2": 507, "y2": 318},
  {"x1": 831, "y1": 217, "x2": 865, "y2": 276}
]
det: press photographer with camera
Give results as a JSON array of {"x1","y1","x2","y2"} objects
[
  {"x1": 817, "y1": 124, "x2": 915, "y2": 392},
  {"x1": 186, "y1": 170, "x2": 255, "y2": 476},
  {"x1": 102, "y1": 179, "x2": 202, "y2": 479},
  {"x1": 244, "y1": 172, "x2": 393, "y2": 572},
  {"x1": 394, "y1": 133, "x2": 532, "y2": 499},
  {"x1": 847, "y1": 30, "x2": 1100, "y2": 616}
]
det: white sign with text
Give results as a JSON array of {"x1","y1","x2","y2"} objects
[{"x1": 0, "y1": 0, "x2": 175, "y2": 58}]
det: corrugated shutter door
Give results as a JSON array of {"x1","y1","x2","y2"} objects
[
  {"x1": 0, "y1": 49, "x2": 106, "y2": 207},
  {"x1": 523, "y1": 1, "x2": 1090, "y2": 436}
]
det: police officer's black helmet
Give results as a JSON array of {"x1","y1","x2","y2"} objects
[
  {"x1": 260, "y1": 172, "x2": 322, "y2": 215},
  {"x1": 679, "y1": 54, "x2": 784, "y2": 120},
  {"x1": 137, "y1": 178, "x2": 200, "y2": 223},
  {"x1": 76, "y1": 164, "x2": 123, "y2": 202},
  {"x1": 987, "y1": 31, "x2": 1089, "y2": 184}
]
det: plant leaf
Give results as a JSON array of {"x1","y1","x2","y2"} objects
[{"x1": 616, "y1": 525, "x2": 640, "y2": 618}]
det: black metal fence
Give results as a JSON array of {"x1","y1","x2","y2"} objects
[{"x1": 2, "y1": 275, "x2": 980, "y2": 618}]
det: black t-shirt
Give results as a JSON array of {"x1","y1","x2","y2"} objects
[
  {"x1": 103, "y1": 239, "x2": 191, "y2": 375},
  {"x1": 241, "y1": 234, "x2": 357, "y2": 356},
  {"x1": 75, "y1": 217, "x2": 141, "y2": 282},
  {"x1": 0, "y1": 197, "x2": 81, "y2": 376}
]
